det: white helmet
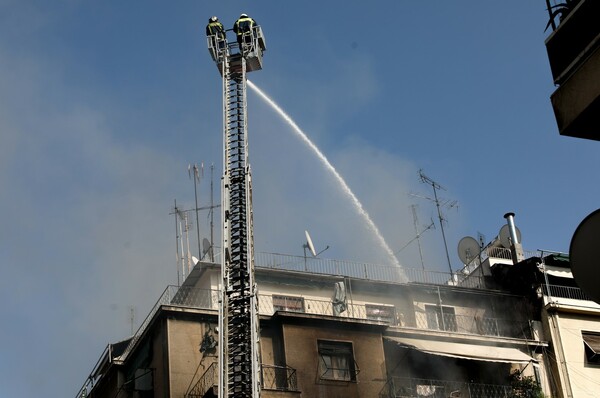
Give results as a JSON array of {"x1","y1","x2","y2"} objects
[
  {"x1": 240, "y1": 13, "x2": 248, "y2": 18},
  {"x1": 209, "y1": 16, "x2": 218, "y2": 22}
]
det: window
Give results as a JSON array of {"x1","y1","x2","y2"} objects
[
  {"x1": 366, "y1": 304, "x2": 396, "y2": 323},
  {"x1": 425, "y1": 305, "x2": 457, "y2": 332},
  {"x1": 582, "y1": 331, "x2": 600, "y2": 364},
  {"x1": 318, "y1": 340, "x2": 358, "y2": 381},
  {"x1": 272, "y1": 295, "x2": 304, "y2": 312}
]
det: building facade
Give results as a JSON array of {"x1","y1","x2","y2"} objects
[{"x1": 78, "y1": 245, "x2": 571, "y2": 398}]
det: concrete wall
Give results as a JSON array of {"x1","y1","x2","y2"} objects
[
  {"x1": 545, "y1": 310, "x2": 600, "y2": 398},
  {"x1": 167, "y1": 318, "x2": 216, "y2": 398},
  {"x1": 281, "y1": 321, "x2": 386, "y2": 398}
]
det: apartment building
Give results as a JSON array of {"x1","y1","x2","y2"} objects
[{"x1": 77, "y1": 246, "x2": 556, "y2": 398}]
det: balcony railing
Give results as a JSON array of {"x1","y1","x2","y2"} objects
[
  {"x1": 543, "y1": 283, "x2": 594, "y2": 302},
  {"x1": 261, "y1": 364, "x2": 298, "y2": 391},
  {"x1": 412, "y1": 310, "x2": 531, "y2": 339},
  {"x1": 255, "y1": 251, "x2": 492, "y2": 288},
  {"x1": 185, "y1": 362, "x2": 298, "y2": 397},
  {"x1": 380, "y1": 376, "x2": 513, "y2": 398},
  {"x1": 186, "y1": 361, "x2": 218, "y2": 398}
]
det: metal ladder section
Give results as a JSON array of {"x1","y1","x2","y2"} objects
[{"x1": 219, "y1": 52, "x2": 261, "y2": 398}]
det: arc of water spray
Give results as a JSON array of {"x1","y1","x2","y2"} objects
[{"x1": 247, "y1": 80, "x2": 404, "y2": 275}]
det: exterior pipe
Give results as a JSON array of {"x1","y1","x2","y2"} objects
[{"x1": 504, "y1": 212, "x2": 519, "y2": 245}]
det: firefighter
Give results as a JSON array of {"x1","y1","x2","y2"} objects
[
  {"x1": 206, "y1": 16, "x2": 225, "y2": 38},
  {"x1": 206, "y1": 16, "x2": 226, "y2": 54},
  {"x1": 233, "y1": 13, "x2": 257, "y2": 55}
]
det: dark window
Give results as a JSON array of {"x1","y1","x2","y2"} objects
[
  {"x1": 317, "y1": 340, "x2": 358, "y2": 381},
  {"x1": 425, "y1": 305, "x2": 457, "y2": 332},
  {"x1": 272, "y1": 295, "x2": 304, "y2": 312},
  {"x1": 582, "y1": 331, "x2": 600, "y2": 364},
  {"x1": 366, "y1": 304, "x2": 396, "y2": 323}
]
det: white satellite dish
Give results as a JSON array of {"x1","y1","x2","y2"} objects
[
  {"x1": 457, "y1": 236, "x2": 480, "y2": 265},
  {"x1": 570, "y1": 209, "x2": 600, "y2": 304},
  {"x1": 304, "y1": 230, "x2": 317, "y2": 257},
  {"x1": 499, "y1": 224, "x2": 522, "y2": 249},
  {"x1": 202, "y1": 238, "x2": 212, "y2": 257}
]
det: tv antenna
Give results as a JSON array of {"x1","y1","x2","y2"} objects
[
  {"x1": 395, "y1": 205, "x2": 435, "y2": 270},
  {"x1": 188, "y1": 163, "x2": 203, "y2": 262},
  {"x1": 415, "y1": 169, "x2": 458, "y2": 275},
  {"x1": 303, "y1": 230, "x2": 329, "y2": 269},
  {"x1": 178, "y1": 163, "x2": 220, "y2": 263}
]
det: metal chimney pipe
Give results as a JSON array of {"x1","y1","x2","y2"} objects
[
  {"x1": 504, "y1": 212, "x2": 524, "y2": 264},
  {"x1": 504, "y1": 212, "x2": 519, "y2": 245}
]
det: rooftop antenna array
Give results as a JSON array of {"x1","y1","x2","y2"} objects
[
  {"x1": 174, "y1": 163, "x2": 221, "y2": 271},
  {"x1": 416, "y1": 169, "x2": 458, "y2": 275}
]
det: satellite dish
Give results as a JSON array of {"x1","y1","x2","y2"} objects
[
  {"x1": 305, "y1": 230, "x2": 317, "y2": 257},
  {"x1": 499, "y1": 224, "x2": 521, "y2": 249},
  {"x1": 202, "y1": 238, "x2": 211, "y2": 257},
  {"x1": 570, "y1": 209, "x2": 600, "y2": 304},
  {"x1": 457, "y1": 236, "x2": 480, "y2": 265}
]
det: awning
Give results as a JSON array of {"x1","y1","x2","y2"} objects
[
  {"x1": 582, "y1": 332, "x2": 600, "y2": 362},
  {"x1": 544, "y1": 265, "x2": 573, "y2": 279},
  {"x1": 385, "y1": 336, "x2": 534, "y2": 364}
]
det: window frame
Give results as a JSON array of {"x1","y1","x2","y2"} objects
[
  {"x1": 366, "y1": 304, "x2": 396, "y2": 324},
  {"x1": 425, "y1": 305, "x2": 457, "y2": 332},
  {"x1": 272, "y1": 294, "x2": 305, "y2": 313},
  {"x1": 582, "y1": 331, "x2": 600, "y2": 365},
  {"x1": 317, "y1": 340, "x2": 359, "y2": 382}
]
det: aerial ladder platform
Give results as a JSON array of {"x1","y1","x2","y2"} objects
[{"x1": 207, "y1": 20, "x2": 266, "y2": 398}]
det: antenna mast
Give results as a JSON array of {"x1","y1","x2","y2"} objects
[
  {"x1": 210, "y1": 163, "x2": 216, "y2": 261},
  {"x1": 411, "y1": 204, "x2": 426, "y2": 271},
  {"x1": 189, "y1": 163, "x2": 203, "y2": 260},
  {"x1": 418, "y1": 169, "x2": 456, "y2": 275}
]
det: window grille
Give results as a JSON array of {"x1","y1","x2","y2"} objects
[{"x1": 317, "y1": 340, "x2": 359, "y2": 381}]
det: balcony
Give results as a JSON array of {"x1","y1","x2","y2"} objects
[
  {"x1": 544, "y1": 0, "x2": 600, "y2": 140},
  {"x1": 380, "y1": 377, "x2": 514, "y2": 398},
  {"x1": 185, "y1": 362, "x2": 298, "y2": 397}
]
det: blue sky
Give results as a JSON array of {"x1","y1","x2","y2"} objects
[{"x1": 1, "y1": 1, "x2": 599, "y2": 396}]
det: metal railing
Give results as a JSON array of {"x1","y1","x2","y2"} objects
[
  {"x1": 545, "y1": 0, "x2": 582, "y2": 32},
  {"x1": 380, "y1": 376, "x2": 514, "y2": 398},
  {"x1": 543, "y1": 283, "x2": 593, "y2": 302},
  {"x1": 117, "y1": 286, "x2": 219, "y2": 363},
  {"x1": 412, "y1": 310, "x2": 531, "y2": 339},
  {"x1": 186, "y1": 362, "x2": 298, "y2": 396},
  {"x1": 255, "y1": 251, "x2": 493, "y2": 288},
  {"x1": 186, "y1": 361, "x2": 218, "y2": 398},
  {"x1": 261, "y1": 364, "x2": 298, "y2": 391}
]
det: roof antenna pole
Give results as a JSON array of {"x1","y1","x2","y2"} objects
[
  {"x1": 189, "y1": 163, "x2": 203, "y2": 259},
  {"x1": 411, "y1": 204, "x2": 426, "y2": 271},
  {"x1": 174, "y1": 199, "x2": 181, "y2": 286},
  {"x1": 210, "y1": 163, "x2": 215, "y2": 262},
  {"x1": 419, "y1": 170, "x2": 455, "y2": 275}
]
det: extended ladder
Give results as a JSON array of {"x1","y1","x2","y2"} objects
[{"x1": 214, "y1": 25, "x2": 265, "y2": 398}]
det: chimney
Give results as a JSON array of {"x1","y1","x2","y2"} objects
[{"x1": 504, "y1": 212, "x2": 524, "y2": 264}]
